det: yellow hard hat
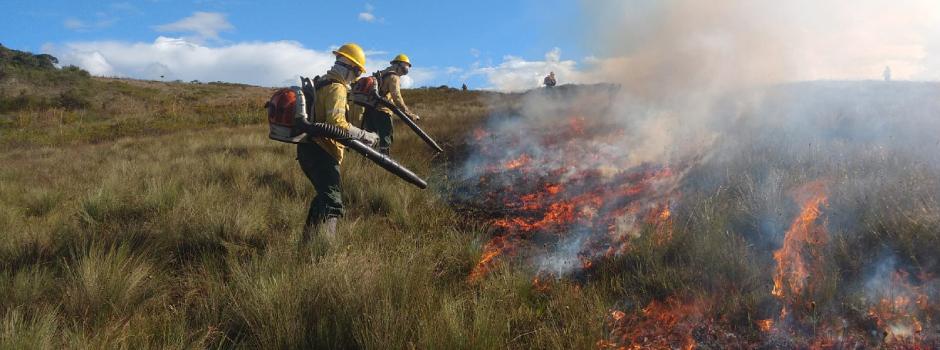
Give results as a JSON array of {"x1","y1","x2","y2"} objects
[
  {"x1": 391, "y1": 53, "x2": 411, "y2": 66},
  {"x1": 333, "y1": 43, "x2": 367, "y2": 71}
]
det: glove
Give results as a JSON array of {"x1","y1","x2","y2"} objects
[{"x1": 346, "y1": 125, "x2": 379, "y2": 147}]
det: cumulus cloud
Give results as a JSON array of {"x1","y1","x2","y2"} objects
[
  {"x1": 48, "y1": 37, "x2": 342, "y2": 86},
  {"x1": 358, "y1": 4, "x2": 380, "y2": 23},
  {"x1": 358, "y1": 12, "x2": 375, "y2": 22},
  {"x1": 154, "y1": 12, "x2": 233, "y2": 43},
  {"x1": 47, "y1": 35, "x2": 436, "y2": 87}
]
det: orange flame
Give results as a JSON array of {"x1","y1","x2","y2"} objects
[
  {"x1": 468, "y1": 235, "x2": 519, "y2": 283},
  {"x1": 866, "y1": 269, "x2": 931, "y2": 344},
  {"x1": 600, "y1": 297, "x2": 705, "y2": 349},
  {"x1": 504, "y1": 154, "x2": 531, "y2": 170},
  {"x1": 532, "y1": 276, "x2": 553, "y2": 293},
  {"x1": 757, "y1": 319, "x2": 774, "y2": 332},
  {"x1": 467, "y1": 115, "x2": 684, "y2": 282},
  {"x1": 771, "y1": 181, "x2": 829, "y2": 305},
  {"x1": 648, "y1": 202, "x2": 675, "y2": 246}
]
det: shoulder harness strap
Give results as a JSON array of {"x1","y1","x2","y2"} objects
[{"x1": 314, "y1": 75, "x2": 343, "y2": 90}]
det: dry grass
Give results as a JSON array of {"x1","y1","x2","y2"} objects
[
  {"x1": 0, "y1": 75, "x2": 269, "y2": 148},
  {"x1": 0, "y1": 84, "x2": 612, "y2": 348}
]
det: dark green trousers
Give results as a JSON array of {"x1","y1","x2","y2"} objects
[
  {"x1": 362, "y1": 108, "x2": 393, "y2": 154},
  {"x1": 296, "y1": 143, "x2": 344, "y2": 228}
]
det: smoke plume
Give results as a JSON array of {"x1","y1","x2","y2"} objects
[{"x1": 459, "y1": 1, "x2": 940, "y2": 346}]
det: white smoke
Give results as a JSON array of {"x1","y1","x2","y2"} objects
[
  {"x1": 463, "y1": 0, "x2": 940, "y2": 280},
  {"x1": 582, "y1": 0, "x2": 940, "y2": 86}
]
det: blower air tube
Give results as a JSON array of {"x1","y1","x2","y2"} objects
[
  {"x1": 304, "y1": 122, "x2": 428, "y2": 189},
  {"x1": 350, "y1": 87, "x2": 443, "y2": 153},
  {"x1": 379, "y1": 98, "x2": 444, "y2": 153}
]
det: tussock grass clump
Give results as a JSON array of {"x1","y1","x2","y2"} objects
[
  {"x1": 1, "y1": 307, "x2": 58, "y2": 350},
  {"x1": 62, "y1": 244, "x2": 157, "y2": 325}
]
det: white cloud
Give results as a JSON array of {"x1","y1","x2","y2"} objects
[
  {"x1": 466, "y1": 48, "x2": 582, "y2": 91},
  {"x1": 363, "y1": 49, "x2": 388, "y2": 57},
  {"x1": 544, "y1": 47, "x2": 561, "y2": 62},
  {"x1": 358, "y1": 12, "x2": 376, "y2": 22},
  {"x1": 358, "y1": 4, "x2": 380, "y2": 23},
  {"x1": 399, "y1": 75, "x2": 414, "y2": 88},
  {"x1": 64, "y1": 18, "x2": 86, "y2": 30},
  {"x1": 154, "y1": 12, "x2": 233, "y2": 43},
  {"x1": 73, "y1": 51, "x2": 114, "y2": 76},
  {"x1": 63, "y1": 16, "x2": 116, "y2": 31},
  {"x1": 110, "y1": 2, "x2": 140, "y2": 14},
  {"x1": 400, "y1": 67, "x2": 441, "y2": 88},
  {"x1": 48, "y1": 37, "x2": 345, "y2": 86}
]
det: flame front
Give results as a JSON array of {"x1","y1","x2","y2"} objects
[
  {"x1": 770, "y1": 181, "x2": 829, "y2": 318},
  {"x1": 457, "y1": 95, "x2": 940, "y2": 347},
  {"x1": 462, "y1": 115, "x2": 683, "y2": 282}
]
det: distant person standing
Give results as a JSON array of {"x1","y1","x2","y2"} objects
[
  {"x1": 883, "y1": 66, "x2": 892, "y2": 82},
  {"x1": 362, "y1": 54, "x2": 419, "y2": 155},
  {"x1": 543, "y1": 71, "x2": 557, "y2": 87},
  {"x1": 462, "y1": 83, "x2": 468, "y2": 91}
]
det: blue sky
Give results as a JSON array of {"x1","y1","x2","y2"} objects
[
  {"x1": 1, "y1": 0, "x2": 589, "y2": 89},
  {"x1": 4, "y1": 1, "x2": 940, "y2": 90}
]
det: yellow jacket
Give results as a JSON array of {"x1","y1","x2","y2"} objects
[
  {"x1": 347, "y1": 97, "x2": 365, "y2": 124},
  {"x1": 312, "y1": 71, "x2": 352, "y2": 163},
  {"x1": 377, "y1": 69, "x2": 415, "y2": 118}
]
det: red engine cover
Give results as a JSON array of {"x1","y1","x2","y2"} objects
[
  {"x1": 352, "y1": 76, "x2": 377, "y2": 95},
  {"x1": 267, "y1": 88, "x2": 297, "y2": 127}
]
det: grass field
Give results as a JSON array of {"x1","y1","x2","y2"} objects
[
  {"x1": 4, "y1": 46, "x2": 940, "y2": 348},
  {"x1": 1, "y1": 59, "x2": 612, "y2": 347}
]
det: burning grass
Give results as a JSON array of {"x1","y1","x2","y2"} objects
[{"x1": 455, "y1": 83, "x2": 940, "y2": 348}]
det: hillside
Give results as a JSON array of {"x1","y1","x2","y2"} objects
[
  {"x1": 5, "y1": 45, "x2": 940, "y2": 348},
  {"x1": 0, "y1": 45, "x2": 497, "y2": 149}
]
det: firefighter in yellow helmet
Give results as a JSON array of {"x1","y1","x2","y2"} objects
[
  {"x1": 298, "y1": 43, "x2": 378, "y2": 241},
  {"x1": 361, "y1": 53, "x2": 419, "y2": 155}
]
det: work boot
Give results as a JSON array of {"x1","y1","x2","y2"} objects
[{"x1": 323, "y1": 217, "x2": 338, "y2": 239}]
